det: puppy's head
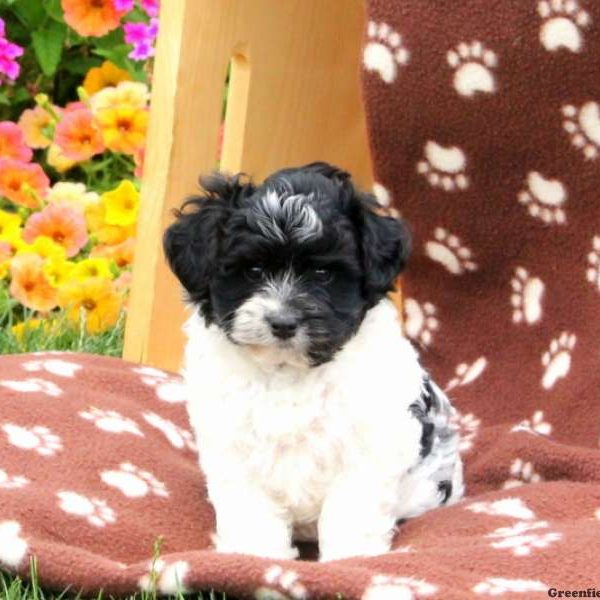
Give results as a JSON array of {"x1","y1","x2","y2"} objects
[{"x1": 164, "y1": 162, "x2": 411, "y2": 367}]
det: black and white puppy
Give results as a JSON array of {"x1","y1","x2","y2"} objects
[{"x1": 164, "y1": 162, "x2": 463, "y2": 561}]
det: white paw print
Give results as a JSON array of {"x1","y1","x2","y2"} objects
[
  {"x1": 538, "y1": 0, "x2": 591, "y2": 53},
  {"x1": 518, "y1": 172, "x2": 567, "y2": 225},
  {"x1": 1, "y1": 423, "x2": 62, "y2": 456},
  {"x1": 446, "y1": 357, "x2": 488, "y2": 391},
  {"x1": 541, "y1": 331, "x2": 576, "y2": 390},
  {"x1": 139, "y1": 559, "x2": 190, "y2": 594},
  {"x1": 363, "y1": 21, "x2": 410, "y2": 84},
  {"x1": 372, "y1": 182, "x2": 391, "y2": 207},
  {"x1": 101, "y1": 462, "x2": 168, "y2": 498},
  {"x1": 0, "y1": 378, "x2": 62, "y2": 397},
  {"x1": 0, "y1": 469, "x2": 29, "y2": 490},
  {"x1": 255, "y1": 565, "x2": 308, "y2": 600},
  {"x1": 488, "y1": 520, "x2": 561, "y2": 556},
  {"x1": 595, "y1": 508, "x2": 600, "y2": 520},
  {"x1": 511, "y1": 267, "x2": 545, "y2": 325},
  {"x1": 586, "y1": 235, "x2": 600, "y2": 291},
  {"x1": 79, "y1": 407, "x2": 143, "y2": 437},
  {"x1": 512, "y1": 410, "x2": 552, "y2": 436},
  {"x1": 467, "y1": 498, "x2": 535, "y2": 521},
  {"x1": 562, "y1": 101, "x2": 600, "y2": 160},
  {"x1": 143, "y1": 412, "x2": 197, "y2": 452},
  {"x1": 57, "y1": 491, "x2": 116, "y2": 527},
  {"x1": 473, "y1": 577, "x2": 548, "y2": 595},
  {"x1": 446, "y1": 41, "x2": 498, "y2": 97},
  {"x1": 134, "y1": 366, "x2": 187, "y2": 404},
  {"x1": 403, "y1": 298, "x2": 439, "y2": 346},
  {"x1": 451, "y1": 412, "x2": 481, "y2": 453},
  {"x1": 363, "y1": 575, "x2": 437, "y2": 600},
  {"x1": 425, "y1": 227, "x2": 478, "y2": 275},
  {"x1": 503, "y1": 458, "x2": 543, "y2": 489},
  {"x1": 22, "y1": 358, "x2": 81, "y2": 378},
  {"x1": 0, "y1": 521, "x2": 29, "y2": 568},
  {"x1": 417, "y1": 141, "x2": 469, "y2": 191}
]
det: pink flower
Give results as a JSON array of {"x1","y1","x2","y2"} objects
[
  {"x1": 0, "y1": 18, "x2": 24, "y2": 83},
  {"x1": 23, "y1": 204, "x2": 88, "y2": 258},
  {"x1": 0, "y1": 121, "x2": 32, "y2": 162},
  {"x1": 141, "y1": 0, "x2": 159, "y2": 17},
  {"x1": 113, "y1": 0, "x2": 134, "y2": 11},
  {"x1": 124, "y1": 19, "x2": 158, "y2": 61}
]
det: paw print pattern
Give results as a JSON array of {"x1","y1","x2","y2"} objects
[
  {"x1": 541, "y1": 332, "x2": 576, "y2": 390},
  {"x1": 447, "y1": 41, "x2": 498, "y2": 97},
  {"x1": 139, "y1": 559, "x2": 190, "y2": 594},
  {"x1": 586, "y1": 235, "x2": 600, "y2": 291},
  {"x1": 503, "y1": 458, "x2": 543, "y2": 489},
  {"x1": 133, "y1": 366, "x2": 187, "y2": 404},
  {"x1": 425, "y1": 227, "x2": 478, "y2": 275},
  {"x1": 488, "y1": 520, "x2": 561, "y2": 556},
  {"x1": 518, "y1": 172, "x2": 567, "y2": 224},
  {"x1": 511, "y1": 267, "x2": 545, "y2": 325},
  {"x1": 562, "y1": 102, "x2": 600, "y2": 160},
  {"x1": 101, "y1": 462, "x2": 168, "y2": 498},
  {"x1": 22, "y1": 358, "x2": 81, "y2": 378},
  {"x1": 372, "y1": 182, "x2": 391, "y2": 207},
  {"x1": 403, "y1": 298, "x2": 439, "y2": 346},
  {"x1": 538, "y1": 0, "x2": 591, "y2": 53},
  {"x1": 57, "y1": 491, "x2": 116, "y2": 527},
  {"x1": 446, "y1": 357, "x2": 488, "y2": 391},
  {"x1": 417, "y1": 141, "x2": 469, "y2": 191},
  {"x1": 255, "y1": 565, "x2": 308, "y2": 600},
  {"x1": 79, "y1": 407, "x2": 143, "y2": 436},
  {"x1": 0, "y1": 521, "x2": 29, "y2": 568},
  {"x1": 512, "y1": 410, "x2": 552, "y2": 436},
  {"x1": 451, "y1": 412, "x2": 481, "y2": 453},
  {"x1": 0, "y1": 469, "x2": 29, "y2": 490},
  {"x1": 1, "y1": 423, "x2": 62, "y2": 456},
  {"x1": 362, "y1": 574, "x2": 438, "y2": 600},
  {"x1": 467, "y1": 498, "x2": 535, "y2": 520},
  {"x1": 0, "y1": 378, "x2": 62, "y2": 397},
  {"x1": 473, "y1": 577, "x2": 549, "y2": 595},
  {"x1": 363, "y1": 21, "x2": 410, "y2": 84},
  {"x1": 143, "y1": 412, "x2": 197, "y2": 452}
]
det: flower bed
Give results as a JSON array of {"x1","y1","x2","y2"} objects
[{"x1": 0, "y1": 0, "x2": 158, "y2": 351}]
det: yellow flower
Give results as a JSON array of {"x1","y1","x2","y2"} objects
[
  {"x1": 84, "y1": 200, "x2": 134, "y2": 245},
  {"x1": 0, "y1": 209, "x2": 21, "y2": 238},
  {"x1": 89, "y1": 81, "x2": 149, "y2": 115},
  {"x1": 58, "y1": 276, "x2": 123, "y2": 334},
  {"x1": 96, "y1": 106, "x2": 148, "y2": 154},
  {"x1": 43, "y1": 257, "x2": 75, "y2": 287},
  {"x1": 47, "y1": 143, "x2": 77, "y2": 173},
  {"x1": 101, "y1": 180, "x2": 140, "y2": 226},
  {"x1": 0, "y1": 229, "x2": 29, "y2": 256},
  {"x1": 16, "y1": 235, "x2": 67, "y2": 261},
  {"x1": 47, "y1": 182, "x2": 100, "y2": 214},
  {"x1": 70, "y1": 257, "x2": 114, "y2": 281},
  {"x1": 83, "y1": 61, "x2": 132, "y2": 95},
  {"x1": 11, "y1": 319, "x2": 55, "y2": 341}
]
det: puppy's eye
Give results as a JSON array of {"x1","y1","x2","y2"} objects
[
  {"x1": 245, "y1": 266, "x2": 265, "y2": 282},
  {"x1": 312, "y1": 268, "x2": 333, "y2": 283}
]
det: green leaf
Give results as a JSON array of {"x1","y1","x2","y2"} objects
[
  {"x1": 61, "y1": 53, "x2": 103, "y2": 76},
  {"x1": 11, "y1": 0, "x2": 46, "y2": 29},
  {"x1": 93, "y1": 28, "x2": 125, "y2": 49},
  {"x1": 44, "y1": 0, "x2": 65, "y2": 23},
  {"x1": 31, "y1": 21, "x2": 66, "y2": 77},
  {"x1": 93, "y1": 45, "x2": 131, "y2": 70}
]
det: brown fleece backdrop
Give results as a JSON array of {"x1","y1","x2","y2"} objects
[{"x1": 2, "y1": 2, "x2": 600, "y2": 598}]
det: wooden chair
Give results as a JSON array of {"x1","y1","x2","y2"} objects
[{"x1": 123, "y1": 0, "x2": 374, "y2": 371}]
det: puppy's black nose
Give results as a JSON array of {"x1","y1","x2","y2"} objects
[{"x1": 267, "y1": 314, "x2": 298, "y2": 339}]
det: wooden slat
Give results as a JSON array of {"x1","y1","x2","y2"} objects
[{"x1": 124, "y1": 0, "x2": 373, "y2": 371}]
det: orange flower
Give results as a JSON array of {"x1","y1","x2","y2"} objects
[
  {"x1": 58, "y1": 276, "x2": 123, "y2": 334},
  {"x1": 18, "y1": 107, "x2": 54, "y2": 149},
  {"x1": 0, "y1": 159, "x2": 49, "y2": 208},
  {"x1": 54, "y1": 108, "x2": 105, "y2": 162},
  {"x1": 91, "y1": 237, "x2": 135, "y2": 268},
  {"x1": 9, "y1": 253, "x2": 58, "y2": 312},
  {"x1": 83, "y1": 60, "x2": 131, "y2": 95},
  {"x1": 0, "y1": 121, "x2": 33, "y2": 161},
  {"x1": 23, "y1": 204, "x2": 88, "y2": 257},
  {"x1": 61, "y1": 0, "x2": 126, "y2": 37},
  {"x1": 96, "y1": 106, "x2": 148, "y2": 154}
]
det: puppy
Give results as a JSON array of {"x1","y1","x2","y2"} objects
[{"x1": 164, "y1": 162, "x2": 463, "y2": 561}]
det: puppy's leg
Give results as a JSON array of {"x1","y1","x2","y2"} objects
[
  {"x1": 210, "y1": 482, "x2": 298, "y2": 559},
  {"x1": 318, "y1": 473, "x2": 399, "y2": 561}
]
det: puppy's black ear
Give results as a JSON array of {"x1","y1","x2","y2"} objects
[
  {"x1": 354, "y1": 194, "x2": 412, "y2": 303},
  {"x1": 298, "y1": 161, "x2": 351, "y2": 184},
  {"x1": 163, "y1": 173, "x2": 254, "y2": 308}
]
